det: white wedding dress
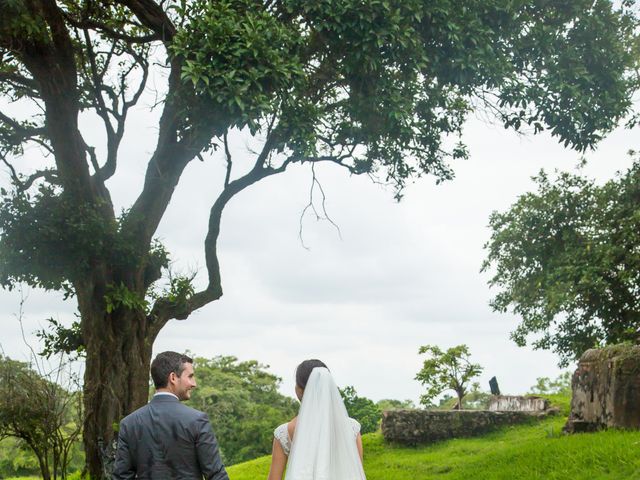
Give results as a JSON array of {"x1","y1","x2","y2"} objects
[{"x1": 274, "y1": 367, "x2": 367, "y2": 480}]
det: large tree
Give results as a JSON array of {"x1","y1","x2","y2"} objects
[
  {"x1": 0, "y1": 0, "x2": 637, "y2": 476},
  {"x1": 482, "y1": 161, "x2": 640, "y2": 366}
]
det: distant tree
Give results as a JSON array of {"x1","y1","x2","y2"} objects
[
  {"x1": 436, "y1": 393, "x2": 456, "y2": 409},
  {"x1": 0, "y1": 436, "x2": 40, "y2": 478},
  {"x1": 339, "y1": 386, "x2": 381, "y2": 434},
  {"x1": 186, "y1": 356, "x2": 297, "y2": 465},
  {"x1": 529, "y1": 372, "x2": 572, "y2": 396},
  {"x1": 415, "y1": 344, "x2": 483, "y2": 409},
  {"x1": 0, "y1": 355, "x2": 82, "y2": 480},
  {"x1": 482, "y1": 161, "x2": 640, "y2": 366},
  {"x1": 0, "y1": 1, "x2": 637, "y2": 475},
  {"x1": 434, "y1": 382, "x2": 490, "y2": 410},
  {"x1": 376, "y1": 398, "x2": 415, "y2": 411},
  {"x1": 462, "y1": 382, "x2": 492, "y2": 410}
]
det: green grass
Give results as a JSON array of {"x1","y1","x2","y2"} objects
[
  {"x1": 228, "y1": 411, "x2": 640, "y2": 479},
  {"x1": 9, "y1": 397, "x2": 640, "y2": 479}
]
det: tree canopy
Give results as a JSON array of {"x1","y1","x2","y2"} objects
[
  {"x1": 0, "y1": 0, "x2": 638, "y2": 476},
  {"x1": 482, "y1": 161, "x2": 640, "y2": 366},
  {"x1": 186, "y1": 355, "x2": 298, "y2": 465},
  {"x1": 339, "y1": 385, "x2": 381, "y2": 434}
]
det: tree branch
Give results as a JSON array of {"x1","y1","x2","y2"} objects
[
  {"x1": 17, "y1": 0, "x2": 100, "y2": 205},
  {"x1": 298, "y1": 162, "x2": 342, "y2": 249},
  {"x1": 63, "y1": 12, "x2": 161, "y2": 44},
  {"x1": 223, "y1": 132, "x2": 232, "y2": 187},
  {"x1": 0, "y1": 110, "x2": 47, "y2": 141},
  {"x1": 0, "y1": 151, "x2": 21, "y2": 186},
  {"x1": 20, "y1": 168, "x2": 58, "y2": 191},
  {"x1": 0, "y1": 71, "x2": 40, "y2": 97},
  {"x1": 148, "y1": 132, "x2": 295, "y2": 327},
  {"x1": 112, "y1": 0, "x2": 177, "y2": 42}
]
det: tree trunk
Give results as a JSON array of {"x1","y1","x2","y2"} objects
[{"x1": 78, "y1": 282, "x2": 154, "y2": 479}]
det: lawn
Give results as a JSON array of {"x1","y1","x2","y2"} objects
[
  {"x1": 9, "y1": 396, "x2": 640, "y2": 479},
  {"x1": 228, "y1": 403, "x2": 640, "y2": 479}
]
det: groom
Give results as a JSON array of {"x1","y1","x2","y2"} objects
[{"x1": 113, "y1": 351, "x2": 229, "y2": 479}]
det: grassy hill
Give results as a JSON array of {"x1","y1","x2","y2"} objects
[
  {"x1": 7, "y1": 396, "x2": 640, "y2": 479},
  {"x1": 228, "y1": 397, "x2": 640, "y2": 480}
]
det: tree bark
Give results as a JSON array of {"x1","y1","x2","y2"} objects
[{"x1": 77, "y1": 280, "x2": 155, "y2": 479}]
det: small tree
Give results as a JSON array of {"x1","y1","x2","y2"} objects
[
  {"x1": 415, "y1": 344, "x2": 483, "y2": 409},
  {"x1": 0, "y1": 355, "x2": 82, "y2": 480},
  {"x1": 529, "y1": 372, "x2": 572, "y2": 396}
]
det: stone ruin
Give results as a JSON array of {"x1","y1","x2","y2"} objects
[
  {"x1": 381, "y1": 409, "x2": 554, "y2": 445},
  {"x1": 564, "y1": 344, "x2": 640, "y2": 433},
  {"x1": 381, "y1": 376, "x2": 558, "y2": 445},
  {"x1": 488, "y1": 395, "x2": 549, "y2": 412}
]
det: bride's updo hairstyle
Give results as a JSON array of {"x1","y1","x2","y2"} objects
[{"x1": 295, "y1": 359, "x2": 328, "y2": 390}]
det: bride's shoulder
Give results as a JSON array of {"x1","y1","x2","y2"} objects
[
  {"x1": 273, "y1": 417, "x2": 296, "y2": 442},
  {"x1": 348, "y1": 417, "x2": 361, "y2": 435},
  {"x1": 273, "y1": 419, "x2": 296, "y2": 455},
  {"x1": 273, "y1": 422, "x2": 288, "y2": 439}
]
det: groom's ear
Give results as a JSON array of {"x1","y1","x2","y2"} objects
[{"x1": 168, "y1": 372, "x2": 177, "y2": 385}]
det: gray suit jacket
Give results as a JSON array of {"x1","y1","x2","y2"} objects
[{"x1": 112, "y1": 395, "x2": 229, "y2": 480}]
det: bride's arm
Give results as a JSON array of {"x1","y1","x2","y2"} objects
[
  {"x1": 267, "y1": 438, "x2": 287, "y2": 480},
  {"x1": 356, "y1": 433, "x2": 364, "y2": 464}
]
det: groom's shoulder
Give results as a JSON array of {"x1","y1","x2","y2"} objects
[
  {"x1": 175, "y1": 401, "x2": 207, "y2": 419},
  {"x1": 118, "y1": 402, "x2": 151, "y2": 426}
]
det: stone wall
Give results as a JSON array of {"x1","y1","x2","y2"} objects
[
  {"x1": 488, "y1": 395, "x2": 549, "y2": 412},
  {"x1": 565, "y1": 344, "x2": 640, "y2": 433},
  {"x1": 381, "y1": 409, "x2": 552, "y2": 445}
]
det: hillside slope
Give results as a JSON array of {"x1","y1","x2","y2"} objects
[{"x1": 228, "y1": 413, "x2": 640, "y2": 479}]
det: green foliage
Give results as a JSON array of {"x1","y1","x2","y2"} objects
[
  {"x1": 376, "y1": 398, "x2": 415, "y2": 411},
  {"x1": 0, "y1": 355, "x2": 83, "y2": 479},
  {"x1": 151, "y1": 274, "x2": 197, "y2": 313},
  {"x1": 186, "y1": 356, "x2": 298, "y2": 465},
  {"x1": 170, "y1": 0, "x2": 305, "y2": 132},
  {"x1": 0, "y1": 186, "x2": 118, "y2": 291},
  {"x1": 166, "y1": 0, "x2": 639, "y2": 195},
  {"x1": 0, "y1": 437, "x2": 40, "y2": 478},
  {"x1": 36, "y1": 317, "x2": 85, "y2": 359},
  {"x1": 415, "y1": 344, "x2": 483, "y2": 408},
  {"x1": 460, "y1": 382, "x2": 491, "y2": 410},
  {"x1": 339, "y1": 386, "x2": 382, "y2": 434},
  {"x1": 104, "y1": 282, "x2": 149, "y2": 314},
  {"x1": 529, "y1": 372, "x2": 572, "y2": 397},
  {"x1": 0, "y1": 0, "x2": 49, "y2": 45},
  {"x1": 483, "y1": 160, "x2": 640, "y2": 366},
  {"x1": 435, "y1": 382, "x2": 491, "y2": 410}
]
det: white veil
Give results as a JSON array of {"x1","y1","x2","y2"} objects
[{"x1": 285, "y1": 367, "x2": 366, "y2": 480}]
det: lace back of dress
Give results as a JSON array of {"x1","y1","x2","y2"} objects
[{"x1": 285, "y1": 368, "x2": 366, "y2": 480}]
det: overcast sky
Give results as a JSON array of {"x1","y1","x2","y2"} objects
[{"x1": 0, "y1": 89, "x2": 636, "y2": 405}]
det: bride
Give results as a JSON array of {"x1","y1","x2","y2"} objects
[{"x1": 267, "y1": 359, "x2": 367, "y2": 480}]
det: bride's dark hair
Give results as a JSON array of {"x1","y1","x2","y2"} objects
[{"x1": 296, "y1": 359, "x2": 328, "y2": 390}]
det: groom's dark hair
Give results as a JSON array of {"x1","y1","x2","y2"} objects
[
  {"x1": 151, "y1": 351, "x2": 194, "y2": 388},
  {"x1": 296, "y1": 359, "x2": 328, "y2": 390}
]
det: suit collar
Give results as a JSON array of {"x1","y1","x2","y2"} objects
[{"x1": 152, "y1": 392, "x2": 180, "y2": 403}]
